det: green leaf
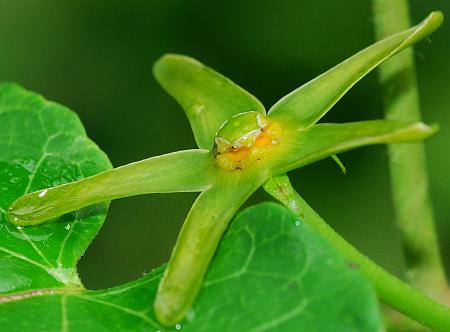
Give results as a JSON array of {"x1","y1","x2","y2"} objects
[
  {"x1": 0, "y1": 83, "x2": 111, "y2": 293},
  {"x1": 267, "y1": 11, "x2": 443, "y2": 128},
  {"x1": 1, "y1": 203, "x2": 381, "y2": 332},
  {"x1": 271, "y1": 120, "x2": 437, "y2": 174},
  {"x1": 154, "y1": 54, "x2": 266, "y2": 150},
  {"x1": 8, "y1": 149, "x2": 215, "y2": 226}
]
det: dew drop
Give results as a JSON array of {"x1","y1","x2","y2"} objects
[
  {"x1": 65, "y1": 224, "x2": 71, "y2": 231},
  {"x1": 175, "y1": 323, "x2": 182, "y2": 330},
  {"x1": 16, "y1": 225, "x2": 23, "y2": 230},
  {"x1": 186, "y1": 309, "x2": 196, "y2": 321},
  {"x1": 288, "y1": 200, "x2": 299, "y2": 213},
  {"x1": 9, "y1": 176, "x2": 20, "y2": 184},
  {"x1": 189, "y1": 103, "x2": 204, "y2": 116},
  {"x1": 294, "y1": 220, "x2": 301, "y2": 226},
  {"x1": 6, "y1": 222, "x2": 53, "y2": 241},
  {"x1": 47, "y1": 266, "x2": 81, "y2": 285},
  {"x1": 406, "y1": 270, "x2": 415, "y2": 279},
  {"x1": 38, "y1": 189, "x2": 48, "y2": 198}
]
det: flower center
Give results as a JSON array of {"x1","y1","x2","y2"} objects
[{"x1": 214, "y1": 112, "x2": 281, "y2": 171}]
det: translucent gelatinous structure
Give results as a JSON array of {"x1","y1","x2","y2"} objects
[{"x1": 214, "y1": 112, "x2": 282, "y2": 171}]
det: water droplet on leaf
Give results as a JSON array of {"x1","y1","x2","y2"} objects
[
  {"x1": 186, "y1": 309, "x2": 196, "y2": 321},
  {"x1": 38, "y1": 189, "x2": 48, "y2": 198},
  {"x1": 288, "y1": 200, "x2": 298, "y2": 213}
]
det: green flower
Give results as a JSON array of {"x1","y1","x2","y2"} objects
[{"x1": 7, "y1": 12, "x2": 442, "y2": 327}]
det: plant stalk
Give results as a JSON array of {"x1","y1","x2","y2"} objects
[
  {"x1": 372, "y1": 0, "x2": 449, "y2": 304},
  {"x1": 263, "y1": 175, "x2": 450, "y2": 331}
]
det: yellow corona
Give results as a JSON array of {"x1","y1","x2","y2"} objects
[{"x1": 214, "y1": 112, "x2": 282, "y2": 171}]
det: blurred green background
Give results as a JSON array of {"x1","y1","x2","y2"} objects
[{"x1": 0, "y1": 0, "x2": 448, "y2": 289}]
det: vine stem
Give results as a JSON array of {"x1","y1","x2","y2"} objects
[
  {"x1": 372, "y1": 0, "x2": 449, "y2": 305},
  {"x1": 263, "y1": 175, "x2": 450, "y2": 331}
]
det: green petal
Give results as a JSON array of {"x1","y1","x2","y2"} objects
[
  {"x1": 153, "y1": 54, "x2": 265, "y2": 150},
  {"x1": 271, "y1": 120, "x2": 437, "y2": 174},
  {"x1": 7, "y1": 149, "x2": 215, "y2": 226},
  {"x1": 154, "y1": 173, "x2": 264, "y2": 326},
  {"x1": 268, "y1": 11, "x2": 443, "y2": 128}
]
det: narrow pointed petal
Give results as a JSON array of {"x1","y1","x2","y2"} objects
[
  {"x1": 154, "y1": 54, "x2": 265, "y2": 150},
  {"x1": 272, "y1": 120, "x2": 437, "y2": 174},
  {"x1": 268, "y1": 12, "x2": 443, "y2": 128},
  {"x1": 7, "y1": 149, "x2": 215, "y2": 226},
  {"x1": 154, "y1": 174, "x2": 264, "y2": 326}
]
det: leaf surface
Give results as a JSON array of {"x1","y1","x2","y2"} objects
[{"x1": 0, "y1": 83, "x2": 111, "y2": 293}]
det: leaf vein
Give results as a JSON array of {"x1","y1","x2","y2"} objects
[
  {"x1": 247, "y1": 300, "x2": 308, "y2": 332},
  {"x1": 18, "y1": 228, "x2": 55, "y2": 268},
  {"x1": 91, "y1": 275, "x2": 160, "y2": 298},
  {"x1": 204, "y1": 226, "x2": 256, "y2": 287},
  {"x1": 61, "y1": 295, "x2": 69, "y2": 332},
  {"x1": 73, "y1": 294, "x2": 159, "y2": 328},
  {"x1": 57, "y1": 219, "x2": 80, "y2": 266},
  {"x1": 0, "y1": 246, "x2": 51, "y2": 272}
]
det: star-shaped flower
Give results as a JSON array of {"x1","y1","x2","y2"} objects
[{"x1": 7, "y1": 12, "x2": 442, "y2": 326}]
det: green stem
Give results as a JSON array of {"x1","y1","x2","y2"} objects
[
  {"x1": 372, "y1": 0, "x2": 449, "y2": 303},
  {"x1": 263, "y1": 175, "x2": 450, "y2": 331}
]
